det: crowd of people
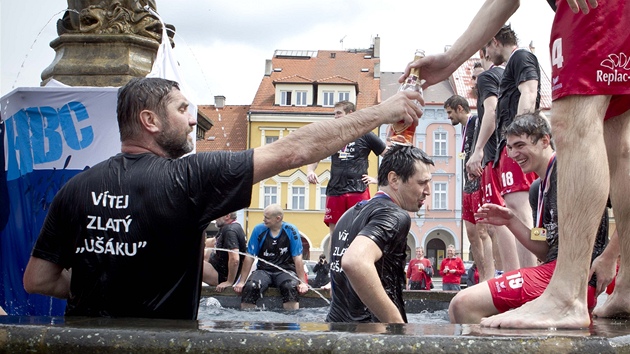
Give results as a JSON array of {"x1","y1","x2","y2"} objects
[{"x1": 9, "y1": 0, "x2": 629, "y2": 331}]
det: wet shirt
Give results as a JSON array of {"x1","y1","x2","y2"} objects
[
  {"x1": 326, "y1": 132, "x2": 386, "y2": 196},
  {"x1": 495, "y1": 49, "x2": 541, "y2": 164},
  {"x1": 529, "y1": 165, "x2": 608, "y2": 287},
  {"x1": 32, "y1": 151, "x2": 254, "y2": 320},
  {"x1": 474, "y1": 66, "x2": 504, "y2": 166},
  {"x1": 326, "y1": 196, "x2": 410, "y2": 323},
  {"x1": 209, "y1": 222, "x2": 248, "y2": 280},
  {"x1": 463, "y1": 115, "x2": 480, "y2": 193},
  {"x1": 247, "y1": 222, "x2": 302, "y2": 273}
]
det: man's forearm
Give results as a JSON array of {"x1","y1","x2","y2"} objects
[
  {"x1": 445, "y1": 0, "x2": 520, "y2": 71},
  {"x1": 226, "y1": 252, "x2": 240, "y2": 283}
]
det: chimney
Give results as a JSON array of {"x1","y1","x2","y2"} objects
[
  {"x1": 373, "y1": 36, "x2": 380, "y2": 58},
  {"x1": 214, "y1": 95, "x2": 226, "y2": 109},
  {"x1": 374, "y1": 62, "x2": 380, "y2": 79},
  {"x1": 265, "y1": 59, "x2": 273, "y2": 76}
]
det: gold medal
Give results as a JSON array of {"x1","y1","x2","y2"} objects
[
  {"x1": 530, "y1": 227, "x2": 547, "y2": 241},
  {"x1": 457, "y1": 152, "x2": 466, "y2": 160}
]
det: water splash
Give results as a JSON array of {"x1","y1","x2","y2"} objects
[
  {"x1": 208, "y1": 247, "x2": 331, "y2": 305},
  {"x1": 12, "y1": 9, "x2": 77, "y2": 90}
]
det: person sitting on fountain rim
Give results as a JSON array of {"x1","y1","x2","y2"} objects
[
  {"x1": 326, "y1": 144, "x2": 434, "y2": 323},
  {"x1": 202, "y1": 211, "x2": 247, "y2": 292},
  {"x1": 448, "y1": 112, "x2": 609, "y2": 324},
  {"x1": 233, "y1": 204, "x2": 309, "y2": 310}
]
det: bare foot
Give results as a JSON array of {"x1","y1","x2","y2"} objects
[
  {"x1": 594, "y1": 290, "x2": 630, "y2": 318},
  {"x1": 480, "y1": 290, "x2": 591, "y2": 329}
]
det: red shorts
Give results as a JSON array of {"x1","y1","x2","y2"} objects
[
  {"x1": 481, "y1": 161, "x2": 505, "y2": 206},
  {"x1": 497, "y1": 146, "x2": 537, "y2": 196},
  {"x1": 463, "y1": 189, "x2": 482, "y2": 224},
  {"x1": 324, "y1": 190, "x2": 370, "y2": 225},
  {"x1": 550, "y1": 0, "x2": 630, "y2": 119},
  {"x1": 488, "y1": 260, "x2": 597, "y2": 313}
]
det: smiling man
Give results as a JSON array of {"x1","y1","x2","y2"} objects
[
  {"x1": 448, "y1": 112, "x2": 608, "y2": 324},
  {"x1": 326, "y1": 144, "x2": 434, "y2": 323}
]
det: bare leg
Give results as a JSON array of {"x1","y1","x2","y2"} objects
[
  {"x1": 202, "y1": 262, "x2": 219, "y2": 286},
  {"x1": 449, "y1": 281, "x2": 498, "y2": 323},
  {"x1": 594, "y1": 108, "x2": 630, "y2": 318},
  {"x1": 503, "y1": 191, "x2": 537, "y2": 268},
  {"x1": 283, "y1": 301, "x2": 299, "y2": 310},
  {"x1": 0, "y1": 306, "x2": 6, "y2": 316},
  {"x1": 466, "y1": 221, "x2": 494, "y2": 281},
  {"x1": 490, "y1": 226, "x2": 503, "y2": 272},
  {"x1": 328, "y1": 223, "x2": 336, "y2": 238},
  {"x1": 494, "y1": 225, "x2": 519, "y2": 272},
  {"x1": 478, "y1": 223, "x2": 495, "y2": 281},
  {"x1": 481, "y1": 95, "x2": 610, "y2": 329}
]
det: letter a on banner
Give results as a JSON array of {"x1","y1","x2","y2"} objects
[{"x1": 144, "y1": 6, "x2": 198, "y2": 152}]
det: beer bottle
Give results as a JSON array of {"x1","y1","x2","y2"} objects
[{"x1": 390, "y1": 49, "x2": 425, "y2": 145}]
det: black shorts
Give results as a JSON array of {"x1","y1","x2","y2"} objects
[{"x1": 241, "y1": 270, "x2": 299, "y2": 304}]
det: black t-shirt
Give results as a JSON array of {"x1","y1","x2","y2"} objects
[
  {"x1": 255, "y1": 229, "x2": 297, "y2": 273},
  {"x1": 474, "y1": 66, "x2": 504, "y2": 166},
  {"x1": 209, "y1": 222, "x2": 247, "y2": 281},
  {"x1": 32, "y1": 151, "x2": 254, "y2": 320},
  {"x1": 326, "y1": 195, "x2": 410, "y2": 323},
  {"x1": 463, "y1": 115, "x2": 480, "y2": 193},
  {"x1": 496, "y1": 49, "x2": 541, "y2": 163},
  {"x1": 327, "y1": 132, "x2": 386, "y2": 196},
  {"x1": 528, "y1": 165, "x2": 608, "y2": 287}
]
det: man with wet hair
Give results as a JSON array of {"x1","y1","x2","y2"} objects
[
  {"x1": 23, "y1": 77, "x2": 423, "y2": 319},
  {"x1": 326, "y1": 144, "x2": 434, "y2": 323}
]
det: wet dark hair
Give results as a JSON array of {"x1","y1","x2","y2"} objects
[
  {"x1": 492, "y1": 24, "x2": 518, "y2": 46},
  {"x1": 334, "y1": 100, "x2": 355, "y2": 114},
  {"x1": 505, "y1": 110, "x2": 551, "y2": 145},
  {"x1": 117, "y1": 77, "x2": 180, "y2": 142},
  {"x1": 444, "y1": 95, "x2": 470, "y2": 113},
  {"x1": 378, "y1": 144, "x2": 434, "y2": 186}
]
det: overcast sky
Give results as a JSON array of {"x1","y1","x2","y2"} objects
[{"x1": 1, "y1": 0, "x2": 554, "y2": 105}]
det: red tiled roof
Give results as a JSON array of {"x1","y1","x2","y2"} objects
[
  {"x1": 273, "y1": 75, "x2": 314, "y2": 84},
  {"x1": 251, "y1": 49, "x2": 380, "y2": 113},
  {"x1": 196, "y1": 105, "x2": 250, "y2": 152}
]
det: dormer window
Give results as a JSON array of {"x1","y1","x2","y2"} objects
[{"x1": 338, "y1": 91, "x2": 350, "y2": 102}]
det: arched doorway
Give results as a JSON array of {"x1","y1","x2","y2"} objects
[{"x1": 426, "y1": 238, "x2": 446, "y2": 270}]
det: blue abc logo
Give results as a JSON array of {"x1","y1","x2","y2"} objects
[{"x1": 5, "y1": 101, "x2": 94, "y2": 180}]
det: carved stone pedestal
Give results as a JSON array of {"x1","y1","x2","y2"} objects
[{"x1": 41, "y1": 34, "x2": 159, "y2": 87}]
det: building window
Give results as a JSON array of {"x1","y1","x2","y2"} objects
[
  {"x1": 434, "y1": 131, "x2": 447, "y2": 156},
  {"x1": 432, "y1": 182, "x2": 447, "y2": 210},
  {"x1": 296, "y1": 91, "x2": 307, "y2": 106},
  {"x1": 338, "y1": 92, "x2": 350, "y2": 102},
  {"x1": 281, "y1": 91, "x2": 292, "y2": 106},
  {"x1": 323, "y1": 91, "x2": 334, "y2": 107},
  {"x1": 196, "y1": 127, "x2": 206, "y2": 141},
  {"x1": 264, "y1": 186, "x2": 277, "y2": 207},
  {"x1": 292, "y1": 186, "x2": 305, "y2": 210},
  {"x1": 265, "y1": 136, "x2": 279, "y2": 145},
  {"x1": 320, "y1": 187, "x2": 327, "y2": 210}
]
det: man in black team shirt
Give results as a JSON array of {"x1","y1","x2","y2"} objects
[
  {"x1": 487, "y1": 24, "x2": 540, "y2": 270},
  {"x1": 202, "y1": 211, "x2": 247, "y2": 291},
  {"x1": 326, "y1": 145, "x2": 433, "y2": 323},
  {"x1": 307, "y1": 100, "x2": 387, "y2": 238},
  {"x1": 23, "y1": 77, "x2": 423, "y2": 320}
]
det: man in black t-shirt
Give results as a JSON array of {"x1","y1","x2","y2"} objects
[
  {"x1": 202, "y1": 211, "x2": 247, "y2": 291},
  {"x1": 486, "y1": 25, "x2": 541, "y2": 270},
  {"x1": 326, "y1": 145, "x2": 434, "y2": 323},
  {"x1": 22, "y1": 77, "x2": 424, "y2": 320},
  {"x1": 307, "y1": 101, "x2": 387, "y2": 238}
]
